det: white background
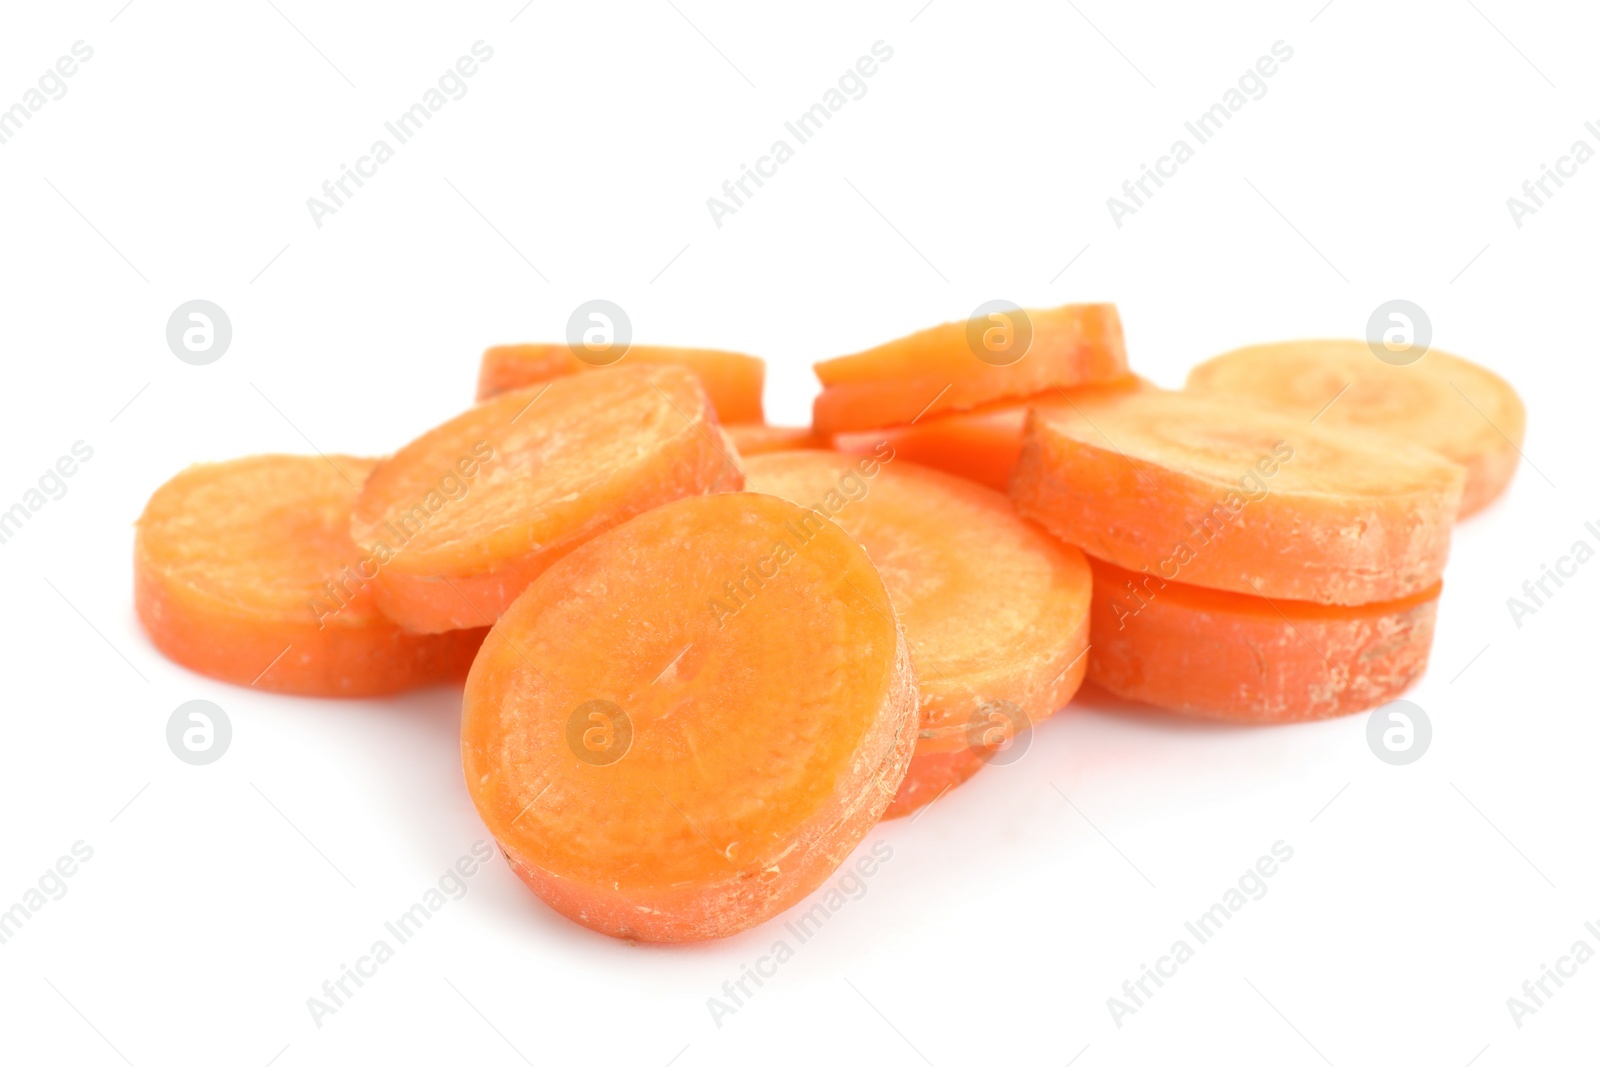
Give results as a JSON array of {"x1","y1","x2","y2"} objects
[{"x1": 0, "y1": 1, "x2": 1595, "y2": 1064}]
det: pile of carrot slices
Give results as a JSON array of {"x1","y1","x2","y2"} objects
[{"x1": 134, "y1": 304, "x2": 1524, "y2": 941}]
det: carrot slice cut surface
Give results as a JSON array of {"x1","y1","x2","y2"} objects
[
  {"x1": 744, "y1": 451, "x2": 1091, "y2": 818},
  {"x1": 135, "y1": 455, "x2": 486, "y2": 696},
  {"x1": 352, "y1": 364, "x2": 738, "y2": 634},
  {"x1": 725, "y1": 423, "x2": 825, "y2": 456},
  {"x1": 812, "y1": 303, "x2": 1128, "y2": 436},
  {"x1": 1010, "y1": 389, "x2": 1465, "y2": 605},
  {"x1": 1087, "y1": 557, "x2": 1441, "y2": 722},
  {"x1": 478, "y1": 342, "x2": 765, "y2": 424},
  {"x1": 832, "y1": 378, "x2": 1146, "y2": 492},
  {"x1": 462, "y1": 492, "x2": 918, "y2": 942},
  {"x1": 1186, "y1": 339, "x2": 1524, "y2": 518}
]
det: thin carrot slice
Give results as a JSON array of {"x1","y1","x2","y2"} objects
[
  {"x1": 1186, "y1": 340, "x2": 1525, "y2": 518},
  {"x1": 352, "y1": 364, "x2": 739, "y2": 634},
  {"x1": 1010, "y1": 389, "x2": 1465, "y2": 605},
  {"x1": 1087, "y1": 557, "x2": 1441, "y2": 722},
  {"x1": 725, "y1": 423, "x2": 826, "y2": 456},
  {"x1": 832, "y1": 378, "x2": 1147, "y2": 491},
  {"x1": 462, "y1": 492, "x2": 918, "y2": 941},
  {"x1": 744, "y1": 451, "x2": 1091, "y2": 819},
  {"x1": 478, "y1": 342, "x2": 765, "y2": 424},
  {"x1": 135, "y1": 455, "x2": 486, "y2": 697},
  {"x1": 812, "y1": 303, "x2": 1128, "y2": 436}
]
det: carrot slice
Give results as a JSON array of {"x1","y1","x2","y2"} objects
[
  {"x1": 352, "y1": 365, "x2": 739, "y2": 634},
  {"x1": 832, "y1": 378, "x2": 1147, "y2": 491},
  {"x1": 1011, "y1": 389, "x2": 1465, "y2": 605},
  {"x1": 1186, "y1": 340, "x2": 1525, "y2": 518},
  {"x1": 1087, "y1": 557, "x2": 1441, "y2": 722},
  {"x1": 881, "y1": 746, "x2": 988, "y2": 820},
  {"x1": 478, "y1": 342, "x2": 765, "y2": 424},
  {"x1": 462, "y1": 492, "x2": 918, "y2": 941},
  {"x1": 725, "y1": 423, "x2": 826, "y2": 456},
  {"x1": 812, "y1": 303, "x2": 1128, "y2": 436},
  {"x1": 135, "y1": 455, "x2": 486, "y2": 697},
  {"x1": 744, "y1": 451, "x2": 1091, "y2": 819}
]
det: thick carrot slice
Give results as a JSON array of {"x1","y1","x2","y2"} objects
[
  {"x1": 478, "y1": 342, "x2": 765, "y2": 424},
  {"x1": 812, "y1": 303, "x2": 1128, "y2": 436},
  {"x1": 352, "y1": 365, "x2": 739, "y2": 634},
  {"x1": 1011, "y1": 389, "x2": 1465, "y2": 605},
  {"x1": 135, "y1": 455, "x2": 486, "y2": 697},
  {"x1": 462, "y1": 492, "x2": 918, "y2": 941},
  {"x1": 1186, "y1": 340, "x2": 1525, "y2": 518},
  {"x1": 744, "y1": 451, "x2": 1091, "y2": 819},
  {"x1": 832, "y1": 378, "x2": 1146, "y2": 491},
  {"x1": 1087, "y1": 557, "x2": 1441, "y2": 722},
  {"x1": 725, "y1": 423, "x2": 826, "y2": 456}
]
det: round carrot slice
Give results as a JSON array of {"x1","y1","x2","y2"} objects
[
  {"x1": 135, "y1": 455, "x2": 486, "y2": 697},
  {"x1": 462, "y1": 492, "x2": 918, "y2": 942},
  {"x1": 812, "y1": 303, "x2": 1128, "y2": 436},
  {"x1": 1087, "y1": 557, "x2": 1441, "y2": 722},
  {"x1": 1186, "y1": 340, "x2": 1525, "y2": 518},
  {"x1": 352, "y1": 364, "x2": 738, "y2": 634},
  {"x1": 744, "y1": 451, "x2": 1091, "y2": 819},
  {"x1": 478, "y1": 342, "x2": 765, "y2": 424},
  {"x1": 1010, "y1": 389, "x2": 1465, "y2": 605},
  {"x1": 725, "y1": 423, "x2": 825, "y2": 456},
  {"x1": 832, "y1": 377, "x2": 1147, "y2": 492}
]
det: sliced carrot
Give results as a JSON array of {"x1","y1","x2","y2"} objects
[
  {"x1": 462, "y1": 492, "x2": 918, "y2": 941},
  {"x1": 1010, "y1": 389, "x2": 1465, "y2": 605},
  {"x1": 744, "y1": 451, "x2": 1091, "y2": 819},
  {"x1": 352, "y1": 365, "x2": 739, "y2": 634},
  {"x1": 881, "y1": 746, "x2": 988, "y2": 820},
  {"x1": 135, "y1": 455, "x2": 486, "y2": 697},
  {"x1": 725, "y1": 423, "x2": 826, "y2": 456},
  {"x1": 812, "y1": 303, "x2": 1128, "y2": 436},
  {"x1": 1186, "y1": 340, "x2": 1525, "y2": 518},
  {"x1": 832, "y1": 377, "x2": 1147, "y2": 492},
  {"x1": 1087, "y1": 557, "x2": 1440, "y2": 722},
  {"x1": 478, "y1": 342, "x2": 765, "y2": 424}
]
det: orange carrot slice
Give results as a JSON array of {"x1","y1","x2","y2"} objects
[
  {"x1": 478, "y1": 342, "x2": 765, "y2": 424},
  {"x1": 1011, "y1": 389, "x2": 1465, "y2": 605},
  {"x1": 812, "y1": 303, "x2": 1128, "y2": 436},
  {"x1": 744, "y1": 451, "x2": 1091, "y2": 819},
  {"x1": 881, "y1": 746, "x2": 988, "y2": 820},
  {"x1": 725, "y1": 423, "x2": 825, "y2": 456},
  {"x1": 135, "y1": 455, "x2": 486, "y2": 697},
  {"x1": 352, "y1": 365, "x2": 738, "y2": 634},
  {"x1": 1186, "y1": 340, "x2": 1525, "y2": 518},
  {"x1": 1087, "y1": 557, "x2": 1441, "y2": 722},
  {"x1": 832, "y1": 378, "x2": 1147, "y2": 492},
  {"x1": 462, "y1": 492, "x2": 918, "y2": 941}
]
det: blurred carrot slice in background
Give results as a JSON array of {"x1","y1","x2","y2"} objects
[
  {"x1": 744, "y1": 451, "x2": 1091, "y2": 819},
  {"x1": 352, "y1": 365, "x2": 739, "y2": 634},
  {"x1": 1186, "y1": 339, "x2": 1525, "y2": 518},
  {"x1": 136, "y1": 455, "x2": 485, "y2": 697},
  {"x1": 1087, "y1": 557, "x2": 1441, "y2": 722},
  {"x1": 725, "y1": 423, "x2": 825, "y2": 456},
  {"x1": 462, "y1": 492, "x2": 917, "y2": 941},
  {"x1": 478, "y1": 342, "x2": 765, "y2": 424},
  {"x1": 1011, "y1": 389, "x2": 1465, "y2": 606},
  {"x1": 812, "y1": 303, "x2": 1128, "y2": 436}
]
